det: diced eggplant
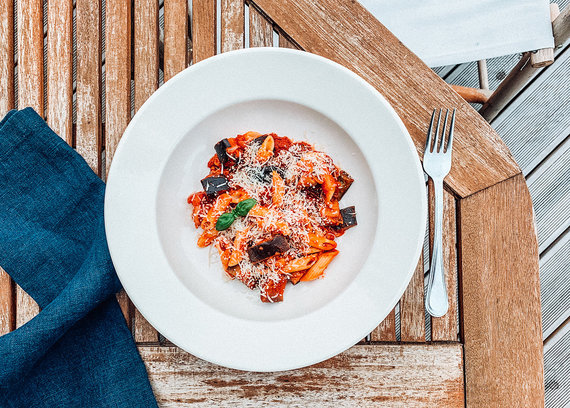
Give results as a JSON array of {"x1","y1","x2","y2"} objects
[
  {"x1": 214, "y1": 138, "x2": 232, "y2": 163},
  {"x1": 339, "y1": 206, "x2": 357, "y2": 229},
  {"x1": 333, "y1": 170, "x2": 354, "y2": 201},
  {"x1": 252, "y1": 134, "x2": 268, "y2": 145},
  {"x1": 247, "y1": 235, "x2": 290, "y2": 263},
  {"x1": 201, "y1": 175, "x2": 230, "y2": 196},
  {"x1": 252, "y1": 165, "x2": 285, "y2": 184}
]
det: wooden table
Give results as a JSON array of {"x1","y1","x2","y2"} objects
[{"x1": 0, "y1": 0, "x2": 544, "y2": 406}]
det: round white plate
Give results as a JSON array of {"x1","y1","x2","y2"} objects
[{"x1": 105, "y1": 48, "x2": 426, "y2": 372}]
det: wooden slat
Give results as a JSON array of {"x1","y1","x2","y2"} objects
[
  {"x1": 76, "y1": 0, "x2": 102, "y2": 175},
  {"x1": 0, "y1": 0, "x2": 14, "y2": 115},
  {"x1": 460, "y1": 174, "x2": 543, "y2": 407},
  {"x1": 544, "y1": 318, "x2": 570, "y2": 407},
  {"x1": 192, "y1": 0, "x2": 216, "y2": 62},
  {"x1": 220, "y1": 0, "x2": 244, "y2": 53},
  {"x1": 16, "y1": 0, "x2": 43, "y2": 327},
  {"x1": 106, "y1": 0, "x2": 132, "y2": 326},
  {"x1": 429, "y1": 186, "x2": 458, "y2": 341},
  {"x1": 132, "y1": 0, "x2": 160, "y2": 342},
  {"x1": 250, "y1": 0, "x2": 520, "y2": 198},
  {"x1": 0, "y1": 268, "x2": 14, "y2": 334},
  {"x1": 16, "y1": 286, "x2": 39, "y2": 328},
  {"x1": 17, "y1": 0, "x2": 43, "y2": 112},
  {"x1": 46, "y1": 0, "x2": 73, "y2": 144},
  {"x1": 141, "y1": 344, "x2": 464, "y2": 407},
  {"x1": 163, "y1": 0, "x2": 188, "y2": 81},
  {"x1": 400, "y1": 255, "x2": 426, "y2": 342},
  {"x1": 0, "y1": 0, "x2": 15, "y2": 336},
  {"x1": 279, "y1": 33, "x2": 300, "y2": 50},
  {"x1": 249, "y1": 5, "x2": 272, "y2": 47},
  {"x1": 370, "y1": 308, "x2": 396, "y2": 342}
]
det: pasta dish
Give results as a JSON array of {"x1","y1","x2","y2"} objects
[{"x1": 187, "y1": 131, "x2": 357, "y2": 302}]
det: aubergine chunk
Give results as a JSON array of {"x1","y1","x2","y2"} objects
[
  {"x1": 339, "y1": 206, "x2": 357, "y2": 229},
  {"x1": 247, "y1": 235, "x2": 290, "y2": 263},
  {"x1": 201, "y1": 175, "x2": 230, "y2": 196},
  {"x1": 214, "y1": 138, "x2": 232, "y2": 163},
  {"x1": 252, "y1": 165, "x2": 284, "y2": 184},
  {"x1": 333, "y1": 170, "x2": 354, "y2": 201}
]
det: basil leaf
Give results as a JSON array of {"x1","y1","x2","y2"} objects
[
  {"x1": 215, "y1": 212, "x2": 237, "y2": 231},
  {"x1": 233, "y1": 198, "x2": 257, "y2": 217}
]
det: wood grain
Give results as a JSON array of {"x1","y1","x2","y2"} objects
[
  {"x1": 0, "y1": 0, "x2": 14, "y2": 116},
  {"x1": 249, "y1": 5, "x2": 272, "y2": 47},
  {"x1": 46, "y1": 0, "x2": 73, "y2": 144},
  {"x1": 0, "y1": 0, "x2": 15, "y2": 335},
  {"x1": 16, "y1": 286, "x2": 39, "y2": 328},
  {"x1": 141, "y1": 344, "x2": 464, "y2": 407},
  {"x1": 17, "y1": 0, "x2": 43, "y2": 113},
  {"x1": 76, "y1": 0, "x2": 102, "y2": 175},
  {"x1": 251, "y1": 0, "x2": 519, "y2": 198},
  {"x1": 163, "y1": 0, "x2": 188, "y2": 81},
  {"x1": 106, "y1": 0, "x2": 132, "y2": 326},
  {"x1": 192, "y1": 0, "x2": 216, "y2": 62},
  {"x1": 16, "y1": 0, "x2": 43, "y2": 327},
  {"x1": 429, "y1": 186, "x2": 458, "y2": 341},
  {"x1": 370, "y1": 308, "x2": 396, "y2": 342},
  {"x1": 220, "y1": 0, "x2": 244, "y2": 53},
  {"x1": 279, "y1": 33, "x2": 300, "y2": 50},
  {"x1": 400, "y1": 255, "x2": 426, "y2": 342},
  {"x1": 459, "y1": 174, "x2": 543, "y2": 407},
  {"x1": 132, "y1": 0, "x2": 160, "y2": 342},
  {"x1": 0, "y1": 268, "x2": 14, "y2": 334}
]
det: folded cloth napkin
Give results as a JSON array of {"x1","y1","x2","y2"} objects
[{"x1": 0, "y1": 108, "x2": 158, "y2": 407}]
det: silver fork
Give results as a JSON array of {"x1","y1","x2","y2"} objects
[{"x1": 423, "y1": 108, "x2": 456, "y2": 318}]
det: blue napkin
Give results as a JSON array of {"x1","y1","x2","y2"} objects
[{"x1": 0, "y1": 108, "x2": 158, "y2": 407}]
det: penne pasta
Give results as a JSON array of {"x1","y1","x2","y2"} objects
[
  {"x1": 301, "y1": 250, "x2": 339, "y2": 282},
  {"x1": 186, "y1": 132, "x2": 356, "y2": 302}
]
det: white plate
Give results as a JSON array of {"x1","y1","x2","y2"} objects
[{"x1": 105, "y1": 48, "x2": 427, "y2": 372}]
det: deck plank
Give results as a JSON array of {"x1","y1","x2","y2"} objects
[
  {"x1": 141, "y1": 344, "x2": 464, "y2": 407},
  {"x1": 249, "y1": 4, "x2": 272, "y2": 47},
  {"x1": 544, "y1": 321, "x2": 570, "y2": 408},
  {"x1": 76, "y1": 0, "x2": 102, "y2": 175},
  {"x1": 370, "y1": 308, "x2": 397, "y2": 342},
  {"x1": 491, "y1": 46, "x2": 570, "y2": 175},
  {"x1": 400, "y1": 255, "x2": 426, "y2": 342},
  {"x1": 46, "y1": 0, "x2": 73, "y2": 144}
]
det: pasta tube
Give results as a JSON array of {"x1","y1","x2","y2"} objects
[{"x1": 301, "y1": 250, "x2": 339, "y2": 281}]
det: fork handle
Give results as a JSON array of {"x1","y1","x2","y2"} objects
[{"x1": 425, "y1": 178, "x2": 449, "y2": 318}]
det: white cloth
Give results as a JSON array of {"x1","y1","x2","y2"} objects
[{"x1": 358, "y1": 0, "x2": 554, "y2": 67}]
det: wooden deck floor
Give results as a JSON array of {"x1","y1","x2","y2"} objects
[{"x1": 435, "y1": 3, "x2": 570, "y2": 403}]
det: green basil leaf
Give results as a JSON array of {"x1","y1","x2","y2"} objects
[
  {"x1": 215, "y1": 212, "x2": 237, "y2": 231},
  {"x1": 233, "y1": 198, "x2": 257, "y2": 217}
]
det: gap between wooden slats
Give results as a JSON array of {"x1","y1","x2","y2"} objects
[
  {"x1": 163, "y1": 0, "x2": 188, "y2": 80},
  {"x1": 75, "y1": 0, "x2": 102, "y2": 175},
  {"x1": 15, "y1": 0, "x2": 44, "y2": 327},
  {"x1": 105, "y1": 0, "x2": 132, "y2": 328},
  {"x1": 428, "y1": 184, "x2": 459, "y2": 341},
  {"x1": 132, "y1": 0, "x2": 160, "y2": 342},
  {"x1": 46, "y1": 0, "x2": 72, "y2": 145},
  {"x1": 192, "y1": 0, "x2": 216, "y2": 63},
  {"x1": 0, "y1": 0, "x2": 16, "y2": 335}
]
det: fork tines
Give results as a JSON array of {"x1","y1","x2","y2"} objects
[{"x1": 425, "y1": 108, "x2": 456, "y2": 154}]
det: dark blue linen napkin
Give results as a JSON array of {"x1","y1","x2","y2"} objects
[{"x1": 0, "y1": 108, "x2": 158, "y2": 407}]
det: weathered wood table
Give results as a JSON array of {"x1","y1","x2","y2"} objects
[{"x1": 0, "y1": 0, "x2": 544, "y2": 406}]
